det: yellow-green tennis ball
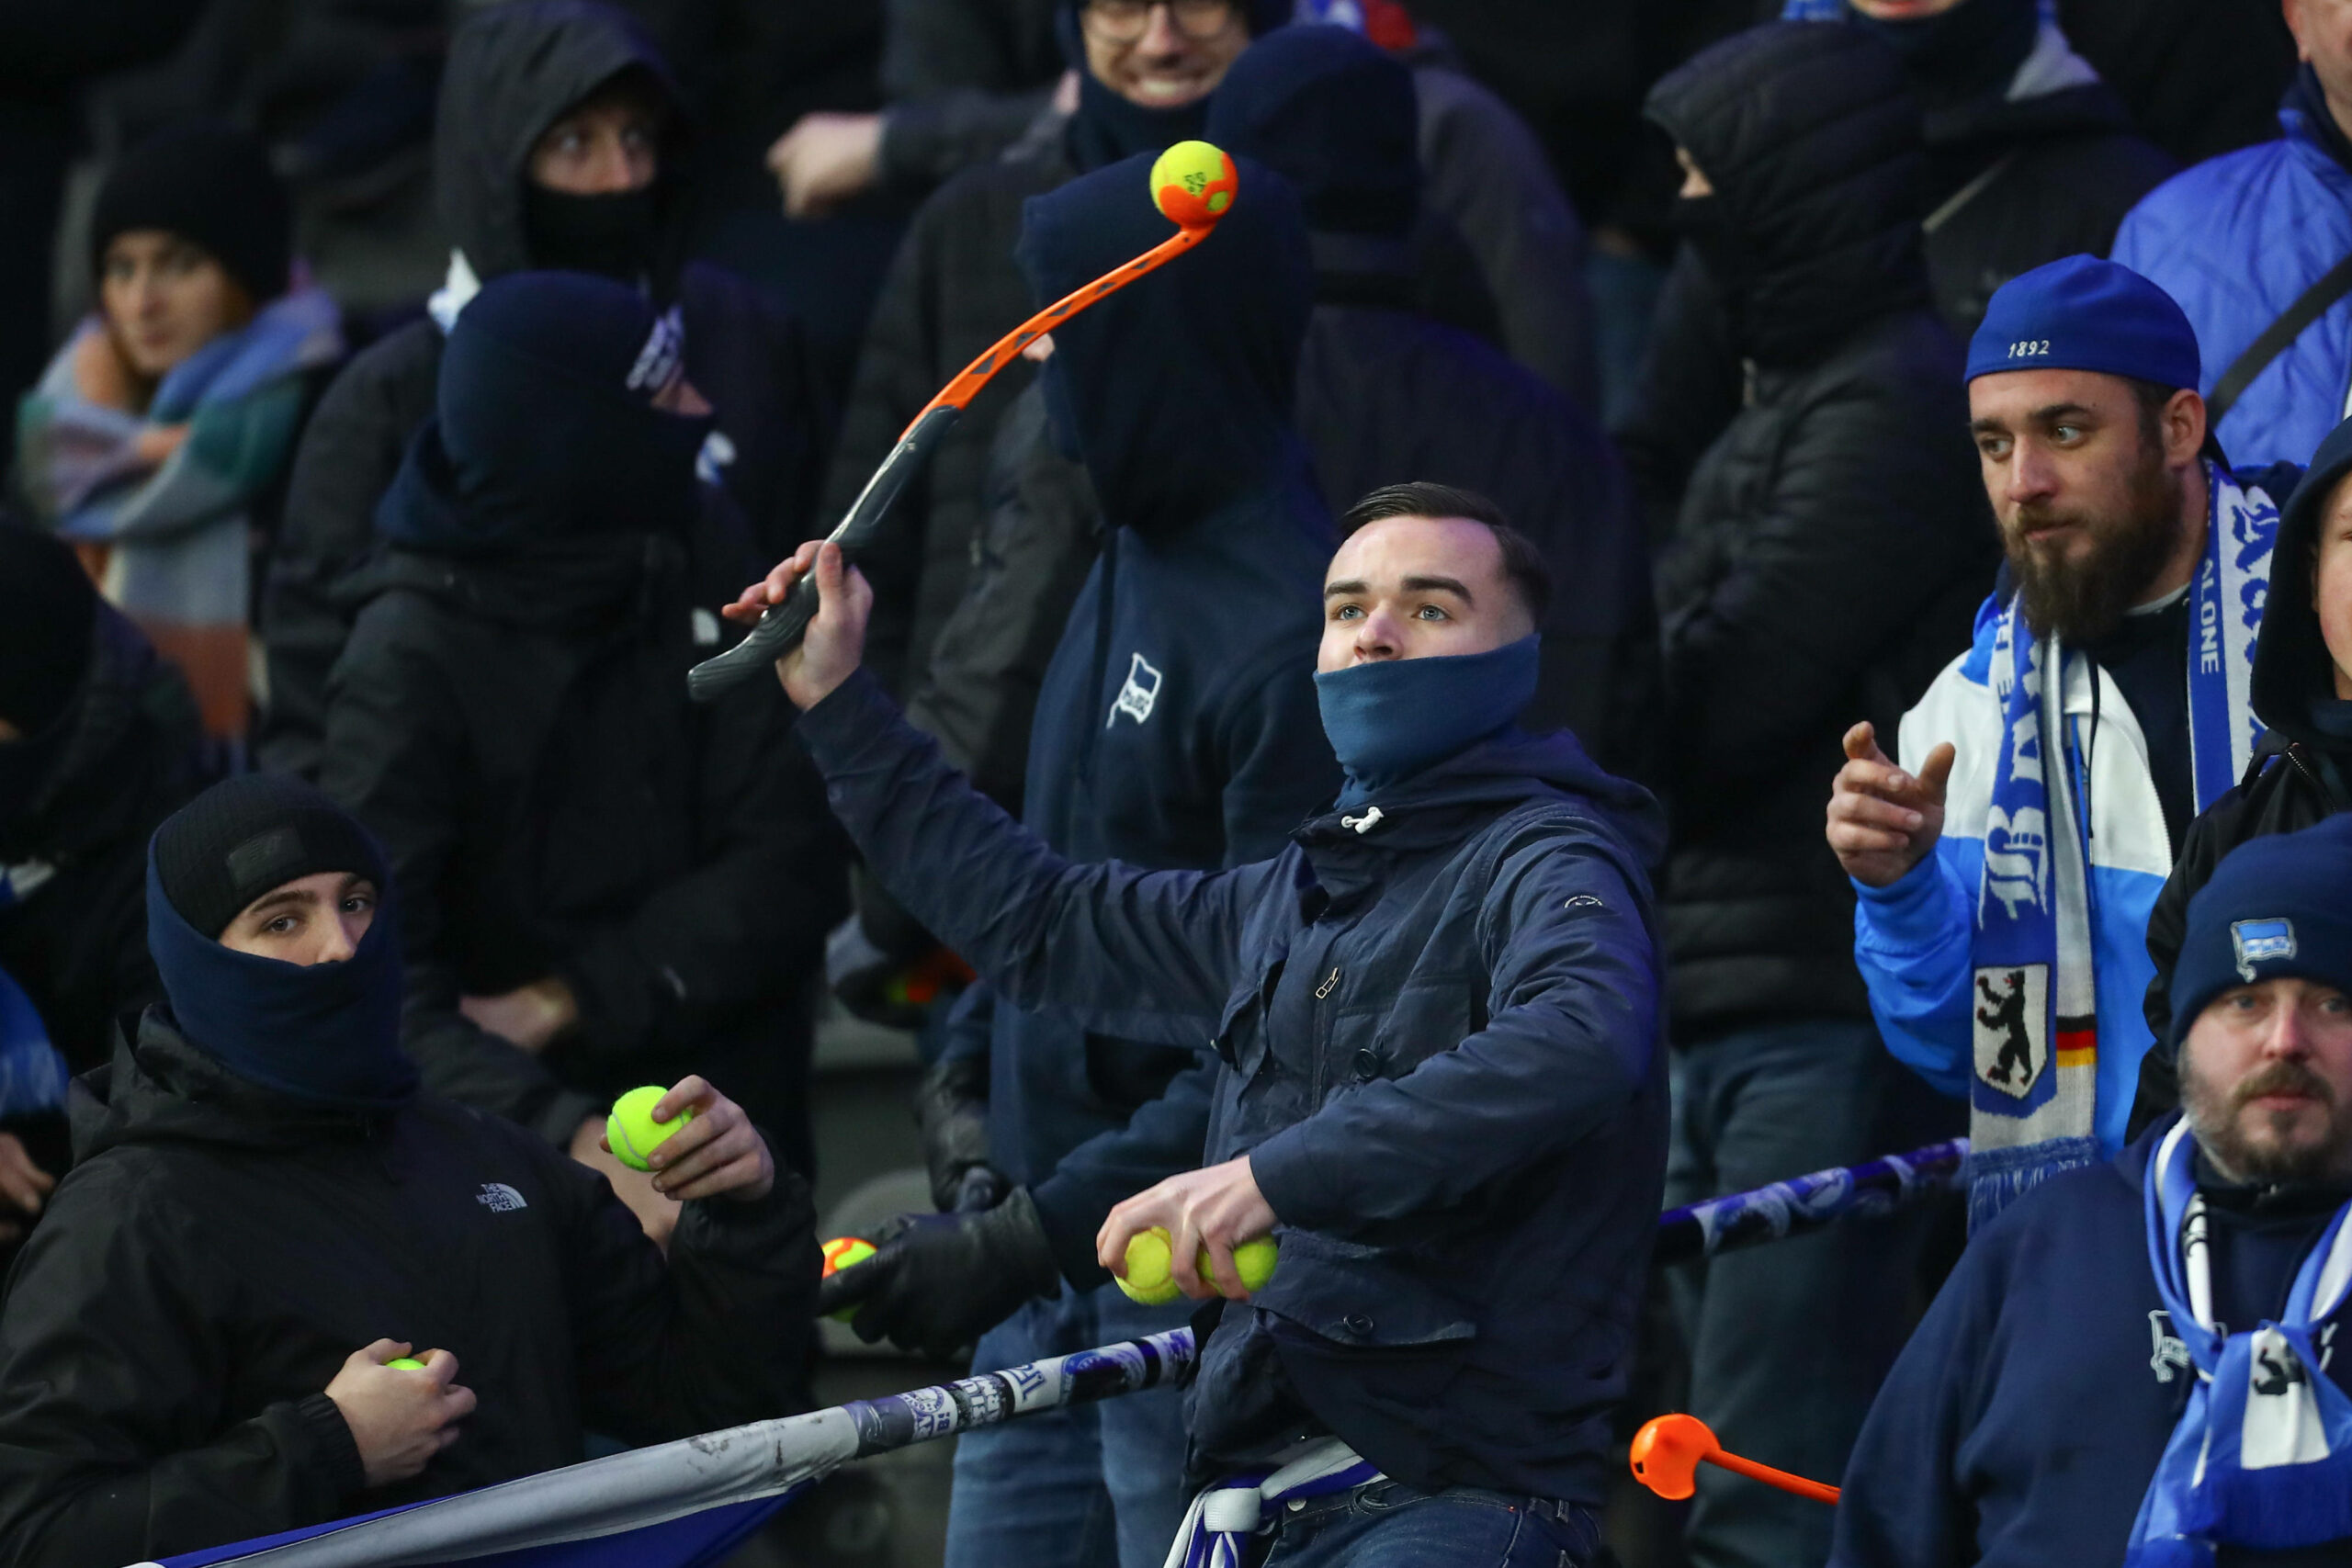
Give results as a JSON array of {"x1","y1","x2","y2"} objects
[
  {"x1": 1149, "y1": 141, "x2": 1238, "y2": 230},
  {"x1": 607, "y1": 1086, "x2": 693, "y2": 1172},
  {"x1": 1199, "y1": 1236, "x2": 1279, "y2": 1293},
  {"x1": 386, "y1": 1357, "x2": 427, "y2": 1371},
  {"x1": 1116, "y1": 1226, "x2": 1182, "y2": 1305},
  {"x1": 820, "y1": 1235, "x2": 878, "y2": 1323}
]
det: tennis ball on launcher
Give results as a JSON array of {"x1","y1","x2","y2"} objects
[
  {"x1": 1149, "y1": 141, "x2": 1238, "y2": 230},
  {"x1": 606, "y1": 1086, "x2": 693, "y2": 1172},
  {"x1": 820, "y1": 1235, "x2": 878, "y2": 1323},
  {"x1": 1114, "y1": 1228, "x2": 1278, "y2": 1303}
]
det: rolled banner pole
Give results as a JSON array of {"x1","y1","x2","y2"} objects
[{"x1": 1651, "y1": 1137, "x2": 1969, "y2": 1268}]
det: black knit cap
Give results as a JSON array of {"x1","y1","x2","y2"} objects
[
  {"x1": 0, "y1": 523, "x2": 99, "y2": 737},
  {"x1": 89, "y1": 119, "x2": 292, "y2": 303},
  {"x1": 153, "y1": 774, "x2": 388, "y2": 941}
]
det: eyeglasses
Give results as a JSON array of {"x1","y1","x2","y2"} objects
[{"x1": 1081, "y1": 0, "x2": 1242, "y2": 44}]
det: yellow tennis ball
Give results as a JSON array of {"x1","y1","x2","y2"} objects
[
  {"x1": 606, "y1": 1085, "x2": 693, "y2": 1172},
  {"x1": 820, "y1": 1235, "x2": 878, "y2": 1323},
  {"x1": 1149, "y1": 141, "x2": 1238, "y2": 230},
  {"x1": 1115, "y1": 1226, "x2": 1182, "y2": 1305},
  {"x1": 1200, "y1": 1236, "x2": 1279, "y2": 1293},
  {"x1": 385, "y1": 1357, "x2": 427, "y2": 1371}
]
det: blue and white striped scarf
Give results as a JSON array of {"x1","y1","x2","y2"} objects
[
  {"x1": 1160, "y1": 1439, "x2": 1384, "y2": 1568},
  {"x1": 1968, "y1": 462, "x2": 2274, "y2": 1226},
  {"x1": 2128, "y1": 1119, "x2": 2352, "y2": 1563}
]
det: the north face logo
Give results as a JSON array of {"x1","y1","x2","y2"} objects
[
  {"x1": 1106, "y1": 653, "x2": 1163, "y2": 727},
  {"x1": 475, "y1": 1182, "x2": 527, "y2": 1213}
]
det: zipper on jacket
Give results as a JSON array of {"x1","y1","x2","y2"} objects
[
  {"x1": 1314, "y1": 966, "x2": 1340, "y2": 999},
  {"x1": 1077, "y1": 530, "x2": 1120, "y2": 786}
]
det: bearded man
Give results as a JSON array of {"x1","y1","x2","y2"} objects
[
  {"x1": 1829, "y1": 814, "x2": 2352, "y2": 1567},
  {"x1": 1826, "y1": 256, "x2": 2300, "y2": 1226}
]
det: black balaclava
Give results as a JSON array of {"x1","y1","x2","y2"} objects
[
  {"x1": 88, "y1": 118, "x2": 292, "y2": 303},
  {"x1": 435, "y1": 2, "x2": 685, "y2": 288},
  {"x1": 379, "y1": 270, "x2": 710, "y2": 555},
  {"x1": 1848, "y1": 0, "x2": 2039, "y2": 113},
  {"x1": 1056, "y1": 0, "x2": 1289, "y2": 174},
  {"x1": 1645, "y1": 23, "x2": 1930, "y2": 367},
  {"x1": 1016, "y1": 152, "x2": 1312, "y2": 536},
  {"x1": 1204, "y1": 25, "x2": 1419, "y2": 239},
  {"x1": 147, "y1": 774, "x2": 417, "y2": 1110},
  {"x1": 2252, "y1": 412, "x2": 2352, "y2": 752}
]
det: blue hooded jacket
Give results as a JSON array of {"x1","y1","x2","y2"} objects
[
  {"x1": 2113, "y1": 69, "x2": 2352, "y2": 468},
  {"x1": 938, "y1": 153, "x2": 1340, "y2": 1214},
  {"x1": 796, "y1": 663, "x2": 1668, "y2": 1502}
]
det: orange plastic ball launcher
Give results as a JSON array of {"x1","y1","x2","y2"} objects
[
  {"x1": 688, "y1": 141, "x2": 1240, "y2": 701},
  {"x1": 1630, "y1": 1414, "x2": 1840, "y2": 1506}
]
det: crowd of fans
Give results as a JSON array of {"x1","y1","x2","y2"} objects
[{"x1": 5, "y1": 0, "x2": 2352, "y2": 1565}]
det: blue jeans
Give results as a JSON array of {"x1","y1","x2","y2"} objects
[
  {"x1": 1260, "y1": 1482, "x2": 1599, "y2": 1568},
  {"x1": 944, "y1": 1279, "x2": 1194, "y2": 1568},
  {"x1": 1667, "y1": 1018, "x2": 1961, "y2": 1568}
]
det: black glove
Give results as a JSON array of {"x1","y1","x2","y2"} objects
[
  {"x1": 819, "y1": 1187, "x2": 1060, "y2": 1359},
  {"x1": 913, "y1": 1055, "x2": 1003, "y2": 1212}
]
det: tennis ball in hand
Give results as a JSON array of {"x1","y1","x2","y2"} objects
[
  {"x1": 385, "y1": 1357, "x2": 427, "y2": 1371},
  {"x1": 1149, "y1": 141, "x2": 1238, "y2": 230},
  {"x1": 606, "y1": 1086, "x2": 694, "y2": 1172},
  {"x1": 820, "y1": 1235, "x2": 878, "y2": 1323},
  {"x1": 1210, "y1": 1236, "x2": 1280, "y2": 1293},
  {"x1": 1115, "y1": 1227, "x2": 1182, "y2": 1304}
]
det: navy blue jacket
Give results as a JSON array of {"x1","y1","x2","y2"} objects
[
  {"x1": 797, "y1": 671, "x2": 1668, "y2": 1503},
  {"x1": 938, "y1": 152, "x2": 1340, "y2": 1211},
  {"x1": 1832, "y1": 1115, "x2": 2352, "y2": 1568}
]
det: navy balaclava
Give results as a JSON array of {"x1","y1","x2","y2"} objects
[
  {"x1": 382, "y1": 269, "x2": 710, "y2": 552},
  {"x1": 1316, "y1": 635, "x2": 1541, "y2": 807},
  {"x1": 1056, "y1": 0, "x2": 1289, "y2": 174},
  {"x1": 1204, "y1": 24, "x2": 1419, "y2": 239},
  {"x1": 2252, "y1": 412, "x2": 2352, "y2": 750},
  {"x1": 1016, "y1": 151, "x2": 1312, "y2": 536},
  {"x1": 147, "y1": 774, "x2": 417, "y2": 1109},
  {"x1": 1847, "y1": 0, "x2": 2039, "y2": 113}
]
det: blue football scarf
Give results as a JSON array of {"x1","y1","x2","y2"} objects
[
  {"x1": 1315, "y1": 636, "x2": 1540, "y2": 808},
  {"x1": 1968, "y1": 463, "x2": 2274, "y2": 1225},
  {"x1": 2128, "y1": 1119, "x2": 2352, "y2": 1564},
  {"x1": 1160, "y1": 1438, "x2": 1384, "y2": 1568}
]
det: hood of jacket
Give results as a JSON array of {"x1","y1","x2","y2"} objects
[
  {"x1": 1645, "y1": 22, "x2": 1931, "y2": 367},
  {"x1": 1291, "y1": 724, "x2": 1665, "y2": 902},
  {"x1": 0, "y1": 603, "x2": 204, "y2": 866},
  {"x1": 433, "y1": 0, "x2": 684, "y2": 283},
  {"x1": 71, "y1": 1010, "x2": 393, "y2": 1168},
  {"x1": 1204, "y1": 25, "x2": 1419, "y2": 240},
  {"x1": 2253, "y1": 415, "x2": 2352, "y2": 749},
  {"x1": 1017, "y1": 151, "x2": 1313, "y2": 537}
]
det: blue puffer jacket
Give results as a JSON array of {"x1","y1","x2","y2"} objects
[
  {"x1": 796, "y1": 670, "x2": 1668, "y2": 1505},
  {"x1": 2112, "y1": 79, "x2": 2352, "y2": 468}
]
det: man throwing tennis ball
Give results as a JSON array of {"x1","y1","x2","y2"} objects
[{"x1": 734, "y1": 478, "x2": 1666, "y2": 1567}]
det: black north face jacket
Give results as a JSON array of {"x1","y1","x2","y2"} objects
[{"x1": 0, "y1": 1017, "x2": 818, "y2": 1568}]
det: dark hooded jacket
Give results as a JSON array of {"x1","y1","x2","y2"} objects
[
  {"x1": 1644, "y1": 24, "x2": 1996, "y2": 1040},
  {"x1": 257, "y1": 0, "x2": 831, "y2": 779},
  {"x1": 944, "y1": 155, "x2": 1338, "y2": 1239},
  {"x1": 2138, "y1": 425, "x2": 2352, "y2": 1069},
  {"x1": 795, "y1": 660, "x2": 1667, "y2": 1504},
  {"x1": 317, "y1": 279, "x2": 843, "y2": 1172},
  {"x1": 0, "y1": 1013, "x2": 817, "y2": 1567},
  {"x1": 1618, "y1": 7, "x2": 2173, "y2": 539},
  {"x1": 0, "y1": 603, "x2": 209, "y2": 1081}
]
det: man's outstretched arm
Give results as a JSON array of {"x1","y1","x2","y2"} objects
[{"x1": 729, "y1": 541, "x2": 1267, "y2": 1035}]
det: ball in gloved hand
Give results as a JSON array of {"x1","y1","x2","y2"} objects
[
  {"x1": 607, "y1": 1086, "x2": 694, "y2": 1172},
  {"x1": 820, "y1": 1236, "x2": 877, "y2": 1322}
]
